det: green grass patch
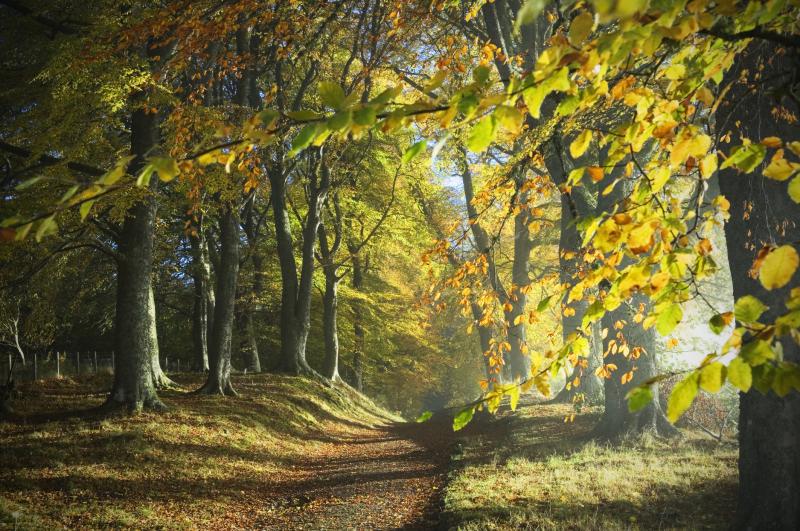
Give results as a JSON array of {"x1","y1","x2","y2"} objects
[{"x1": 444, "y1": 404, "x2": 737, "y2": 530}]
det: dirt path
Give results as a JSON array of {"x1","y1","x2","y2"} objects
[{"x1": 254, "y1": 417, "x2": 455, "y2": 530}]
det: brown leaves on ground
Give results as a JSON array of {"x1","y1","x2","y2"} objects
[{"x1": 0, "y1": 374, "x2": 453, "y2": 530}]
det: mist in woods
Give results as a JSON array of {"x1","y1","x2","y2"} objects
[{"x1": 1, "y1": 0, "x2": 799, "y2": 529}]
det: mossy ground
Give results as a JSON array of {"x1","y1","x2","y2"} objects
[
  {"x1": 0, "y1": 373, "x2": 402, "y2": 529},
  {"x1": 444, "y1": 403, "x2": 738, "y2": 530}
]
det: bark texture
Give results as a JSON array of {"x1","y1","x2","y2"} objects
[
  {"x1": 190, "y1": 222, "x2": 213, "y2": 372},
  {"x1": 716, "y1": 42, "x2": 800, "y2": 531},
  {"x1": 199, "y1": 207, "x2": 239, "y2": 395}
]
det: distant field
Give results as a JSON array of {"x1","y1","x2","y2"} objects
[{"x1": 444, "y1": 403, "x2": 738, "y2": 530}]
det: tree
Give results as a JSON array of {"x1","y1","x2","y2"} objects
[{"x1": 716, "y1": 41, "x2": 800, "y2": 530}]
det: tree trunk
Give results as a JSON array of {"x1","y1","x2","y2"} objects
[
  {"x1": 190, "y1": 226, "x2": 211, "y2": 372},
  {"x1": 322, "y1": 265, "x2": 342, "y2": 381},
  {"x1": 198, "y1": 207, "x2": 239, "y2": 395},
  {"x1": 716, "y1": 42, "x2": 800, "y2": 531},
  {"x1": 149, "y1": 286, "x2": 175, "y2": 388},
  {"x1": 592, "y1": 295, "x2": 677, "y2": 439},
  {"x1": 268, "y1": 152, "x2": 329, "y2": 377},
  {"x1": 350, "y1": 250, "x2": 366, "y2": 392},
  {"x1": 553, "y1": 190, "x2": 604, "y2": 404},
  {"x1": 104, "y1": 101, "x2": 165, "y2": 412}
]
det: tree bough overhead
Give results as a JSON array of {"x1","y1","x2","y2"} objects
[{"x1": 2, "y1": 0, "x2": 800, "y2": 527}]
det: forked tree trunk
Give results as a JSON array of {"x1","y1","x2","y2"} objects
[
  {"x1": 199, "y1": 207, "x2": 239, "y2": 395},
  {"x1": 716, "y1": 42, "x2": 800, "y2": 531},
  {"x1": 269, "y1": 151, "x2": 329, "y2": 378},
  {"x1": 105, "y1": 101, "x2": 165, "y2": 413}
]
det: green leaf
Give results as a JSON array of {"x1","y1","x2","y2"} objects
[
  {"x1": 720, "y1": 143, "x2": 766, "y2": 173},
  {"x1": 727, "y1": 357, "x2": 752, "y2": 391},
  {"x1": 734, "y1": 295, "x2": 768, "y2": 323},
  {"x1": 286, "y1": 110, "x2": 325, "y2": 121},
  {"x1": 80, "y1": 200, "x2": 95, "y2": 221},
  {"x1": 667, "y1": 373, "x2": 699, "y2": 423},
  {"x1": 522, "y1": 67, "x2": 570, "y2": 119},
  {"x1": 257, "y1": 109, "x2": 279, "y2": 128},
  {"x1": 353, "y1": 106, "x2": 377, "y2": 126},
  {"x1": 582, "y1": 300, "x2": 605, "y2": 328},
  {"x1": 699, "y1": 362, "x2": 726, "y2": 393},
  {"x1": 136, "y1": 164, "x2": 155, "y2": 187},
  {"x1": 290, "y1": 123, "x2": 322, "y2": 156},
  {"x1": 515, "y1": 0, "x2": 550, "y2": 31},
  {"x1": 655, "y1": 303, "x2": 683, "y2": 336},
  {"x1": 467, "y1": 115, "x2": 497, "y2": 152},
  {"x1": 453, "y1": 406, "x2": 475, "y2": 431},
  {"x1": 740, "y1": 339, "x2": 774, "y2": 366},
  {"x1": 473, "y1": 65, "x2": 491, "y2": 85},
  {"x1": 626, "y1": 386, "x2": 654, "y2": 412},
  {"x1": 416, "y1": 411, "x2": 433, "y2": 423},
  {"x1": 537, "y1": 294, "x2": 554, "y2": 312},
  {"x1": 556, "y1": 95, "x2": 580, "y2": 117},
  {"x1": 495, "y1": 105, "x2": 524, "y2": 134},
  {"x1": 15, "y1": 175, "x2": 44, "y2": 190},
  {"x1": 318, "y1": 81, "x2": 346, "y2": 109},
  {"x1": 708, "y1": 313, "x2": 731, "y2": 334},
  {"x1": 328, "y1": 110, "x2": 352, "y2": 131},
  {"x1": 34, "y1": 215, "x2": 58, "y2": 242},
  {"x1": 402, "y1": 140, "x2": 427, "y2": 165},
  {"x1": 752, "y1": 363, "x2": 775, "y2": 394}
]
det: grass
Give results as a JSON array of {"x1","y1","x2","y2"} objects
[
  {"x1": 0, "y1": 373, "x2": 400, "y2": 529},
  {"x1": 444, "y1": 403, "x2": 738, "y2": 530}
]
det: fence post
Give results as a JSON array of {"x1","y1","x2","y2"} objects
[
  {"x1": 165, "y1": 355, "x2": 169, "y2": 374},
  {"x1": 76, "y1": 351, "x2": 80, "y2": 375},
  {"x1": 94, "y1": 351, "x2": 98, "y2": 373},
  {"x1": 177, "y1": 359, "x2": 181, "y2": 373},
  {"x1": 6, "y1": 352, "x2": 10, "y2": 381},
  {"x1": 33, "y1": 351, "x2": 38, "y2": 380},
  {"x1": 56, "y1": 351, "x2": 60, "y2": 378},
  {"x1": 111, "y1": 350, "x2": 115, "y2": 371}
]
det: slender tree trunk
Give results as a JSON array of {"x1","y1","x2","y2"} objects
[
  {"x1": 190, "y1": 227, "x2": 211, "y2": 372},
  {"x1": 716, "y1": 42, "x2": 800, "y2": 530},
  {"x1": 350, "y1": 250, "x2": 366, "y2": 392},
  {"x1": 104, "y1": 97, "x2": 165, "y2": 412},
  {"x1": 322, "y1": 265, "x2": 342, "y2": 381},
  {"x1": 199, "y1": 207, "x2": 239, "y2": 395},
  {"x1": 149, "y1": 286, "x2": 175, "y2": 387}
]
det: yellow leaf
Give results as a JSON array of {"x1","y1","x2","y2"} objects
[
  {"x1": 667, "y1": 373, "x2": 699, "y2": 423},
  {"x1": 568, "y1": 11, "x2": 594, "y2": 45},
  {"x1": 759, "y1": 245, "x2": 799, "y2": 290},
  {"x1": 699, "y1": 362, "x2": 726, "y2": 393},
  {"x1": 570, "y1": 130, "x2": 592, "y2": 159},
  {"x1": 763, "y1": 156, "x2": 798, "y2": 181},
  {"x1": 699, "y1": 153, "x2": 717, "y2": 179},
  {"x1": 789, "y1": 176, "x2": 800, "y2": 203},
  {"x1": 649, "y1": 166, "x2": 670, "y2": 193},
  {"x1": 760, "y1": 136, "x2": 782, "y2": 148}
]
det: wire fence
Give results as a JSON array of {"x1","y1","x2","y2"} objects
[{"x1": 1, "y1": 352, "x2": 190, "y2": 382}]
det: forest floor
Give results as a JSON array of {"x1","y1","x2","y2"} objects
[
  {"x1": 442, "y1": 401, "x2": 739, "y2": 530},
  {"x1": 1, "y1": 374, "x2": 739, "y2": 530},
  {"x1": 0, "y1": 373, "x2": 453, "y2": 530}
]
